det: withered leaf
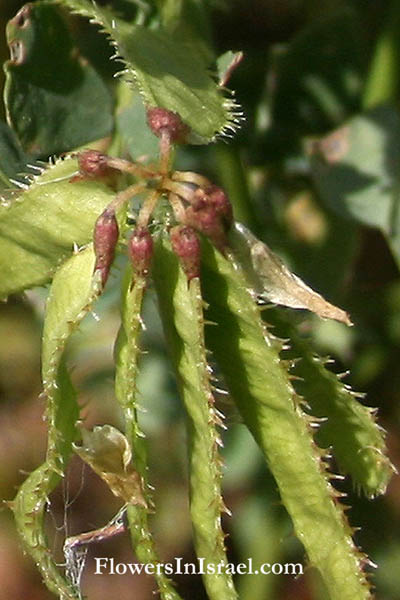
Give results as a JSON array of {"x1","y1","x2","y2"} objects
[
  {"x1": 229, "y1": 222, "x2": 352, "y2": 326},
  {"x1": 74, "y1": 425, "x2": 147, "y2": 507}
]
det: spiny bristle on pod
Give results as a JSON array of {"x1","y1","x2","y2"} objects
[
  {"x1": 128, "y1": 228, "x2": 153, "y2": 277},
  {"x1": 93, "y1": 208, "x2": 119, "y2": 286},
  {"x1": 146, "y1": 107, "x2": 190, "y2": 143},
  {"x1": 170, "y1": 225, "x2": 201, "y2": 281}
]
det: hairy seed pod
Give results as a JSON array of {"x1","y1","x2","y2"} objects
[
  {"x1": 146, "y1": 107, "x2": 189, "y2": 143},
  {"x1": 128, "y1": 228, "x2": 153, "y2": 276},
  {"x1": 93, "y1": 208, "x2": 119, "y2": 286},
  {"x1": 170, "y1": 226, "x2": 201, "y2": 280}
]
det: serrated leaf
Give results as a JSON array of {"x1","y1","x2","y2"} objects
[
  {"x1": 229, "y1": 222, "x2": 352, "y2": 325},
  {"x1": 0, "y1": 156, "x2": 114, "y2": 298},
  {"x1": 116, "y1": 26, "x2": 238, "y2": 143},
  {"x1": 4, "y1": 2, "x2": 113, "y2": 157},
  {"x1": 55, "y1": 0, "x2": 239, "y2": 143},
  {"x1": 311, "y1": 104, "x2": 400, "y2": 267},
  {"x1": 160, "y1": 0, "x2": 214, "y2": 65},
  {"x1": 113, "y1": 83, "x2": 160, "y2": 161}
]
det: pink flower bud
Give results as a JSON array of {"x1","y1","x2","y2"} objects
[
  {"x1": 146, "y1": 107, "x2": 189, "y2": 143},
  {"x1": 184, "y1": 185, "x2": 233, "y2": 251},
  {"x1": 78, "y1": 150, "x2": 111, "y2": 178},
  {"x1": 170, "y1": 226, "x2": 201, "y2": 280},
  {"x1": 128, "y1": 228, "x2": 153, "y2": 276},
  {"x1": 93, "y1": 209, "x2": 119, "y2": 286},
  {"x1": 193, "y1": 185, "x2": 233, "y2": 229}
]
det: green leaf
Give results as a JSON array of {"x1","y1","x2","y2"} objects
[
  {"x1": 216, "y1": 51, "x2": 243, "y2": 87},
  {"x1": 4, "y1": 2, "x2": 113, "y2": 157},
  {"x1": 153, "y1": 235, "x2": 238, "y2": 600},
  {"x1": 200, "y1": 240, "x2": 372, "y2": 600},
  {"x1": 159, "y1": 0, "x2": 215, "y2": 65},
  {"x1": 54, "y1": 0, "x2": 240, "y2": 143},
  {"x1": 112, "y1": 83, "x2": 160, "y2": 161},
  {"x1": 12, "y1": 245, "x2": 101, "y2": 600},
  {"x1": 311, "y1": 104, "x2": 400, "y2": 267},
  {"x1": 0, "y1": 156, "x2": 114, "y2": 298}
]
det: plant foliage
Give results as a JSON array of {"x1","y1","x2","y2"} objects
[{"x1": 0, "y1": 2, "x2": 397, "y2": 600}]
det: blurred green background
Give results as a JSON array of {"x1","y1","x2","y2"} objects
[{"x1": 1, "y1": 1, "x2": 400, "y2": 599}]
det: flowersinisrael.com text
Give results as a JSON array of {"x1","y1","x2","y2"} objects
[{"x1": 94, "y1": 557, "x2": 303, "y2": 577}]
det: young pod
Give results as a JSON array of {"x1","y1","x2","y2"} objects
[
  {"x1": 170, "y1": 225, "x2": 201, "y2": 281},
  {"x1": 93, "y1": 208, "x2": 119, "y2": 286},
  {"x1": 128, "y1": 228, "x2": 153, "y2": 277}
]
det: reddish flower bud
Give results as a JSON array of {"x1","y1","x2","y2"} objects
[
  {"x1": 185, "y1": 202, "x2": 227, "y2": 252},
  {"x1": 93, "y1": 208, "x2": 119, "y2": 286},
  {"x1": 183, "y1": 185, "x2": 233, "y2": 251},
  {"x1": 128, "y1": 228, "x2": 153, "y2": 276},
  {"x1": 170, "y1": 226, "x2": 201, "y2": 280},
  {"x1": 193, "y1": 185, "x2": 233, "y2": 230},
  {"x1": 78, "y1": 150, "x2": 112, "y2": 178},
  {"x1": 146, "y1": 107, "x2": 189, "y2": 143}
]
